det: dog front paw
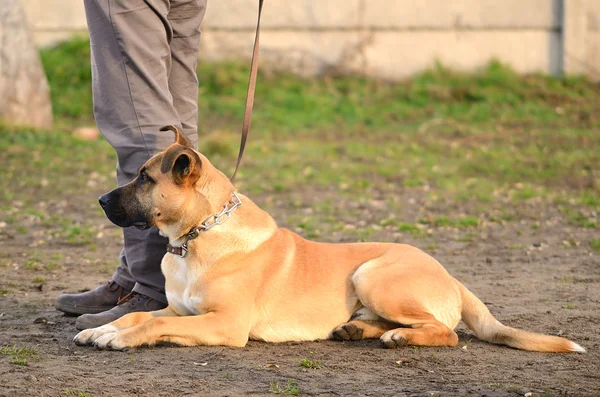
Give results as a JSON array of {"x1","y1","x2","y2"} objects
[
  {"x1": 73, "y1": 324, "x2": 118, "y2": 346},
  {"x1": 93, "y1": 332, "x2": 129, "y2": 351}
]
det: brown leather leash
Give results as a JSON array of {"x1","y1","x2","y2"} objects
[{"x1": 230, "y1": 0, "x2": 264, "y2": 183}]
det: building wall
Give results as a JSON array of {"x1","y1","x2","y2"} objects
[{"x1": 22, "y1": 0, "x2": 600, "y2": 80}]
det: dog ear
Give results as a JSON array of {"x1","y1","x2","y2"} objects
[
  {"x1": 160, "y1": 147, "x2": 202, "y2": 185},
  {"x1": 160, "y1": 125, "x2": 194, "y2": 148}
]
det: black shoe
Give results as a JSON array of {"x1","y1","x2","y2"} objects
[
  {"x1": 75, "y1": 291, "x2": 167, "y2": 330},
  {"x1": 55, "y1": 280, "x2": 131, "y2": 315}
]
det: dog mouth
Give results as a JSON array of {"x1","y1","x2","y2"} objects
[{"x1": 133, "y1": 222, "x2": 150, "y2": 230}]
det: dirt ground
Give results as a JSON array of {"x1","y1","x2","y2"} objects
[{"x1": 1, "y1": 182, "x2": 599, "y2": 397}]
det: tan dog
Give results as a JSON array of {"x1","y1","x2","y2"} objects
[{"x1": 74, "y1": 126, "x2": 585, "y2": 353}]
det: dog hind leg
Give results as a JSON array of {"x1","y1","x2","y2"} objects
[
  {"x1": 332, "y1": 320, "x2": 397, "y2": 341},
  {"x1": 351, "y1": 253, "x2": 462, "y2": 348},
  {"x1": 380, "y1": 320, "x2": 458, "y2": 348}
]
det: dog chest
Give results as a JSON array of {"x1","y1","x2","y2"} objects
[
  {"x1": 167, "y1": 288, "x2": 204, "y2": 316},
  {"x1": 164, "y1": 256, "x2": 205, "y2": 316}
]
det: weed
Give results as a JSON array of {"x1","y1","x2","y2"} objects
[
  {"x1": 64, "y1": 389, "x2": 91, "y2": 397},
  {"x1": 31, "y1": 276, "x2": 46, "y2": 284},
  {"x1": 15, "y1": 225, "x2": 28, "y2": 234},
  {"x1": 398, "y1": 223, "x2": 420, "y2": 233},
  {"x1": 299, "y1": 358, "x2": 322, "y2": 369},
  {"x1": 0, "y1": 344, "x2": 37, "y2": 366},
  {"x1": 582, "y1": 220, "x2": 597, "y2": 228},
  {"x1": 562, "y1": 302, "x2": 576, "y2": 309},
  {"x1": 269, "y1": 380, "x2": 300, "y2": 395},
  {"x1": 424, "y1": 242, "x2": 438, "y2": 251},
  {"x1": 420, "y1": 216, "x2": 481, "y2": 229},
  {"x1": 24, "y1": 259, "x2": 41, "y2": 271},
  {"x1": 457, "y1": 233, "x2": 474, "y2": 242},
  {"x1": 591, "y1": 239, "x2": 600, "y2": 251}
]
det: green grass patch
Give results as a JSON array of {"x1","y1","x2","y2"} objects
[
  {"x1": 0, "y1": 344, "x2": 37, "y2": 366},
  {"x1": 269, "y1": 380, "x2": 300, "y2": 395},
  {"x1": 1, "y1": 38, "x2": 598, "y2": 238},
  {"x1": 419, "y1": 216, "x2": 480, "y2": 228},
  {"x1": 41, "y1": 38, "x2": 600, "y2": 133},
  {"x1": 590, "y1": 240, "x2": 600, "y2": 251},
  {"x1": 299, "y1": 358, "x2": 322, "y2": 369},
  {"x1": 64, "y1": 389, "x2": 91, "y2": 397},
  {"x1": 24, "y1": 259, "x2": 42, "y2": 271}
]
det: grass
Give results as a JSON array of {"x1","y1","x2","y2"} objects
[
  {"x1": 0, "y1": 344, "x2": 37, "y2": 366},
  {"x1": 419, "y1": 216, "x2": 480, "y2": 228},
  {"x1": 40, "y1": 39, "x2": 600, "y2": 132},
  {"x1": 24, "y1": 259, "x2": 42, "y2": 271},
  {"x1": 0, "y1": 38, "x2": 598, "y2": 242},
  {"x1": 269, "y1": 380, "x2": 300, "y2": 395},
  {"x1": 299, "y1": 358, "x2": 322, "y2": 369},
  {"x1": 64, "y1": 390, "x2": 91, "y2": 397}
]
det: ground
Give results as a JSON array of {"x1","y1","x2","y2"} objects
[{"x1": 1, "y1": 44, "x2": 600, "y2": 396}]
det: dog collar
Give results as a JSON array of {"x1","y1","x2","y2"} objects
[{"x1": 166, "y1": 192, "x2": 242, "y2": 258}]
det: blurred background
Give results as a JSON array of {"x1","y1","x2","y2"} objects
[
  {"x1": 1, "y1": 0, "x2": 598, "y2": 244},
  {"x1": 20, "y1": 0, "x2": 600, "y2": 79}
]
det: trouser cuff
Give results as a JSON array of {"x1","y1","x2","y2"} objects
[
  {"x1": 132, "y1": 283, "x2": 168, "y2": 305},
  {"x1": 112, "y1": 273, "x2": 135, "y2": 292}
]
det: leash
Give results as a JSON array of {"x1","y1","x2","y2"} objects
[{"x1": 230, "y1": 0, "x2": 264, "y2": 183}]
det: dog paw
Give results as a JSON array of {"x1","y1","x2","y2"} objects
[
  {"x1": 73, "y1": 325, "x2": 118, "y2": 346},
  {"x1": 93, "y1": 332, "x2": 129, "y2": 351},
  {"x1": 380, "y1": 329, "x2": 408, "y2": 349},
  {"x1": 332, "y1": 323, "x2": 363, "y2": 341}
]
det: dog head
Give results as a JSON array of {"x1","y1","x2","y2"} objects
[{"x1": 99, "y1": 126, "x2": 220, "y2": 235}]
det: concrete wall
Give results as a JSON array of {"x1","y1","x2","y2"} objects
[{"x1": 22, "y1": 0, "x2": 600, "y2": 80}]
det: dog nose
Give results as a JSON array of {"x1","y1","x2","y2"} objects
[{"x1": 98, "y1": 194, "x2": 111, "y2": 208}]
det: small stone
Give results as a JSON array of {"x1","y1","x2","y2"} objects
[
  {"x1": 25, "y1": 375, "x2": 37, "y2": 382},
  {"x1": 73, "y1": 127, "x2": 100, "y2": 141}
]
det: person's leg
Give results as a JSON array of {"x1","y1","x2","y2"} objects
[
  {"x1": 57, "y1": 0, "x2": 205, "y2": 325},
  {"x1": 113, "y1": 0, "x2": 207, "y2": 301},
  {"x1": 168, "y1": 0, "x2": 207, "y2": 139}
]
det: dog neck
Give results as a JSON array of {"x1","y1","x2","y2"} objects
[
  {"x1": 162, "y1": 189, "x2": 235, "y2": 240},
  {"x1": 164, "y1": 192, "x2": 279, "y2": 262}
]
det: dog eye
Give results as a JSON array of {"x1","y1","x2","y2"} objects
[{"x1": 139, "y1": 172, "x2": 152, "y2": 183}]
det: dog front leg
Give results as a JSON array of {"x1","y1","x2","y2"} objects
[
  {"x1": 94, "y1": 311, "x2": 250, "y2": 350},
  {"x1": 74, "y1": 306, "x2": 177, "y2": 346}
]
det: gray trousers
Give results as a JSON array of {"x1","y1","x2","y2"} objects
[{"x1": 84, "y1": 0, "x2": 207, "y2": 303}]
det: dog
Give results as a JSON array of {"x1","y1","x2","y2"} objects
[{"x1": 74, "y1": 126, "x2": 585, "y2": 353}]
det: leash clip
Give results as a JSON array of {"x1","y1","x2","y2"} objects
[{"x1": 179, "y1": 243, "x2": 188, "y2": 258}]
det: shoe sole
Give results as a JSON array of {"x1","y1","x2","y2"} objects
[
  {"x1": 75, "y1": 315, "x2": 118, "y2": 330},
  {"x1": 55, "y1": 302, "x2": 116, "y2": 316}
]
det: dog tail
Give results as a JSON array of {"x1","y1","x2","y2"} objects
[{"x1": 456, "y1": 280, "x2": 586, "y2": 353}]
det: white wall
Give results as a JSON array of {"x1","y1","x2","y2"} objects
[{"x1": 22, "y1": 0, "x2": 600, "y2": 80}]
